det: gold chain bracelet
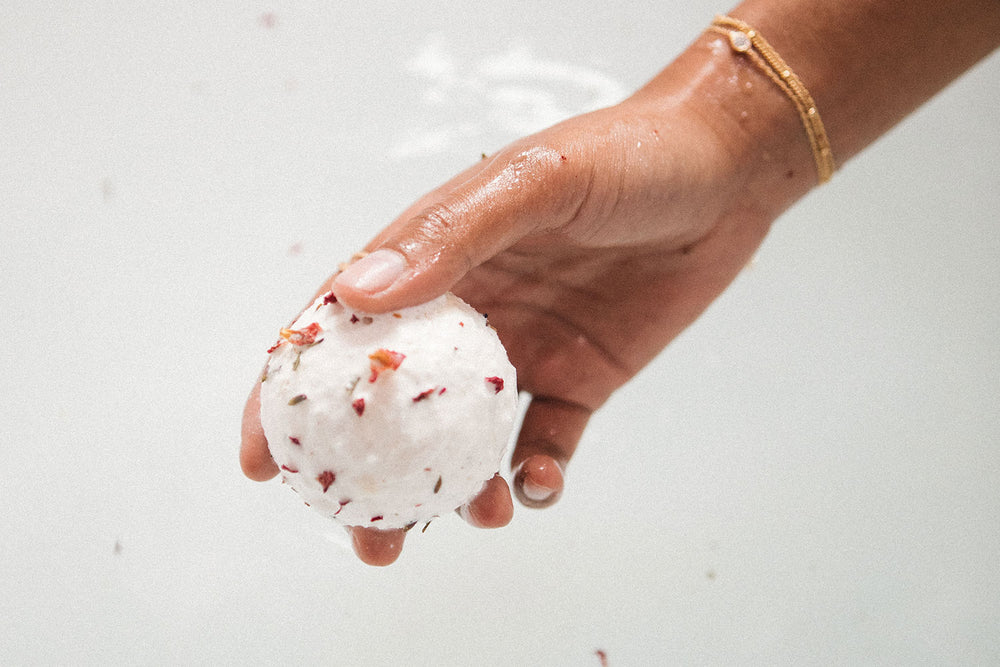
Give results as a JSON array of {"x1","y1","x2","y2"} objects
[{"x1": 710, "y1": 14, "x2": 835, "y2": 184}]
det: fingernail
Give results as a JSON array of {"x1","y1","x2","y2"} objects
[
  {"x1": 335, "y1": 249, "x2": 407, "y2": 294},
  {"x1": 513, "y1": 459, "x2": 561, "y2": 507},
  {"x1": 520, "y1": 477, "x2": 555, "y2": 503}
]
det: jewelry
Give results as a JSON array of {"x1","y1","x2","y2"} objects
[{"x1": 711, "y1": 14, "x2": 835, "y2": 184}]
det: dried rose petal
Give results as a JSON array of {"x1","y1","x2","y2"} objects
[
  {"x1": 322, "y1": 291, "x2": 338, "y2": 305},
  {"x1": 317, "y1": 470, "x2": 336, "y2": 493},
  {"x1": 352, "y1": 398, "x2": 365, "y2": 416},
  {"x1": 350, "y1": 314, "x2": 359, "y2": 324},
  {"x1": 289, "y1": 436, "x2": 301, "y2": 446},
  {"x1": 368, "y1": 348, "x2": 405, "y2": 382},
  {"x1": 370, "y1": 515, "x2": 383, "y2": 523},
  {"x1": 485, "y1": 376, "x2": 504, "y2": 393},
  {"x1": 412, "y1": 388, "x2": 435, "y2": 402},
  {"x1": 280, "y1": 322, "x2": 323, "y2": 347},
  {"x1": 280, "y1": 464, "x2": 299, "y2": 473},
  {"x1": 266, "y1": 339, "x2": 285, "y2": 354}
]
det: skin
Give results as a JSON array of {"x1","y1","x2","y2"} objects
[{"x1": 241, "y1": 0, "x2": 1000, "y2": 565}]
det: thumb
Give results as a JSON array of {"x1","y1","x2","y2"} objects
[{"x1": 332, "y1": 144, "x2": 586, "y2": 313}]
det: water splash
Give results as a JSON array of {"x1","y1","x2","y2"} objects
[{"x1": 394, "y1": 35, "x2": 627, "y2": 160}]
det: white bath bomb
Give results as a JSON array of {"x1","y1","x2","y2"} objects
[{"x1": 259, "y1": 291, "x2": 518, "y2": 530}]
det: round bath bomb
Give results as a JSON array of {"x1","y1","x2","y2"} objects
[{"x1": 259, "y1": 291, "x2": 518, "y2": 529}]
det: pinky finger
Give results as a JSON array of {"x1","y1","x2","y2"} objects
[{"x1": 509, "y1": 396, "x2": 592, "y2": 509}]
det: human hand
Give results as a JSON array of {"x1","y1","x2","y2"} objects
[{"x1": 241, "y1": 35, "x2": 811, "y2": 565}]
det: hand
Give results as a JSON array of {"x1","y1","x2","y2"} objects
[{"x1": 240, "y1": 36, "x2": 805, "y2": 565}]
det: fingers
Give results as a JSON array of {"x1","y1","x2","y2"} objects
[
  {"x1": 349, "y1": 473, "x2": 512, "y2": 566},
  {"x1": 510, "y1": 396, "x2": 592, "y2": 509},
  {"x1": 332, "y1": 143, "x2": 587, "y2": 313},
  {"x1": 240, "y1": 382, "x2": 279, "y2": 481},
  {"x1": 349, "y1": 527, "x2": 406, "y2": 567}
]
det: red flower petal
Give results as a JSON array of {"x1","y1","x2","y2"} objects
[
  {"x1": 412, "y1": 388, "x2": 436, "y2": 402},
  {"x1": 317, "y1": 470, "x2": 336, "y2": 493},
  {"x1": 279, "y1": 322, "x2": 323, "y2": 347},
  {"x1": 368, "y1": 348, "x2": 405, "y2": 382}
]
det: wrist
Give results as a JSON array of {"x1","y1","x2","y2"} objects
[{"x1": 627, "y1": 27, "x2": 822, "y2": 221}]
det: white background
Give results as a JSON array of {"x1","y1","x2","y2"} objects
[{"x1": 2, "y1": 2, "x2": 998, "y2": 664}]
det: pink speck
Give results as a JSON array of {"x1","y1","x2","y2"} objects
[
  {"x1": 352, "y1": 398, "x2": 365, "y2": 416},
  {"x1": 258, "y1": 12, "x2": 278, "y2": 29},
  {"x1": 289, "y1": 436, "x2": 301, "y2": 446}
]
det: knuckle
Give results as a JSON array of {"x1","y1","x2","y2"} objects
[{"x1": 402, "y1": 200, "x2": 475, "y2": 272}]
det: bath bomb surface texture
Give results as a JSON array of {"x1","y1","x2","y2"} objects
[{"x1": 259, "y1": 291, "x2": 518, "y2": 530}]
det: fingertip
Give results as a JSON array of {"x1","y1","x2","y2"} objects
[
  {"x1": 459, "y1": 473, "x2": 514, "y2": 528},
  {"x1": 512, "y1": 454, "x2": 564, "y2": 509},
  {"x1": 240, "y1": 382, "x2": 279, "y2": 481},
  {"x1": 350, "y1": 527, "x2": 407, "y2": 566},
  {"x1": 330, "y1": 248, "x2": 414, "y2": 313}
]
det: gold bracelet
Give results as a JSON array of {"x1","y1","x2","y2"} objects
[{"x1": 710, "y1": 14, "x2": 835, "y2": 184}]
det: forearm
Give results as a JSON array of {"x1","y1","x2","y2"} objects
[
  {"x1": 626, "y1": 0, "x2": 1000, "y2": 215},
  {"x1": 734, "y1": 0, "x2": 1000, "y2": 161}
]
